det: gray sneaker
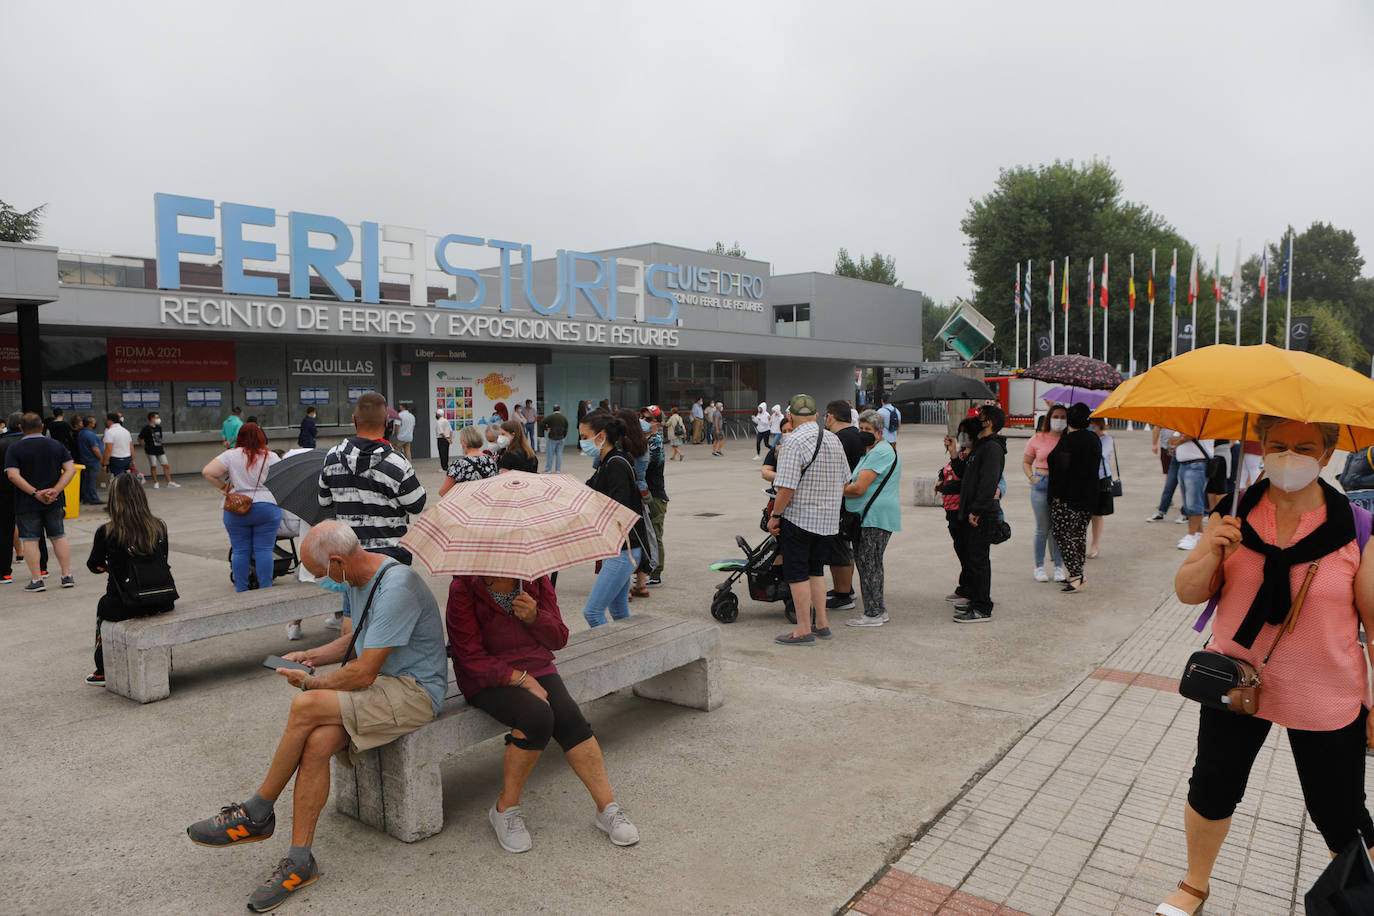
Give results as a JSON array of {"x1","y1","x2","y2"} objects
[
  {"x1": 845, "y1": 614, "x2": 886, "y2": 627},
  {"x1": 489, "y1": 803, "x2": 532, "y2": 853},
  {"x1": 594, "y1": 802, "x2": 640, "y2": 846},
  {"x1": 247, "y1": 855, "x2": 319, "y2": 912},
  {"x1": 23, "y1": 579, "x2": 44, "y2": 592},
  {"x1": 952, "y1": 608, "x2": 992, "y2": 623},
  {"x1": 186, "y1": 802, "x2": 275, "y2": 847}
]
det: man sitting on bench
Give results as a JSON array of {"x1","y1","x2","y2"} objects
[{"x1": 186, "y1": 520, "x2": 447, "y2": 913}]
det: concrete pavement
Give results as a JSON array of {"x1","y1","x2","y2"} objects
[{"x1": 3, "y1": 426, "x2": 1237, "y2": 914}]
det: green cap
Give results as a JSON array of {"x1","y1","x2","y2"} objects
[{"x1": 787, "y1": 394, "x2": 817, "y2": 417}]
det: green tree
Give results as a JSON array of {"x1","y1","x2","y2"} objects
[
  {"x1": 834, "y1": 248, "x2": 901, "y2": 286},
  {"x1": 709, "y1": 240, "x2": 748, "y2": 258},
  {"x1": 961, "y1": 159, "x2": 1192, "y2": 367},
  {"x1": 0, "y1": 200, "x2": 45, "y2": 242}
]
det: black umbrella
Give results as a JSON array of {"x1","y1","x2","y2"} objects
[
  {"x1": 891, "y1": 375, "x2": 998, "y2": 402},
  {"x1": 1305, "y1": 836, "x2": 1374, "y2": 915},
  {"x1": 264, "y1": 449, "x2": 334, "y2": 525}
]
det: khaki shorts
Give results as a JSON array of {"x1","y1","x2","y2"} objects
[
  {"x1": 335, "y1": 674, "x2": 435, "y2": 766},
  {"x1": 147, "y1": 453, "x2": 169, "y2": 467}
]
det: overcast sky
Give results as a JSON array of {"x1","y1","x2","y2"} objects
[{"x1": 4, "y1": 0, "x2": 1372, "y2": 305}]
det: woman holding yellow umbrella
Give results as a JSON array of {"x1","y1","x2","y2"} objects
[{"x1": 1095, "y1": 346, "x2": 1374, "y2": 916}]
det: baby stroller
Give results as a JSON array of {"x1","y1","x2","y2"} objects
[
  {"x1": 228, "y1": 511, "x2": 302, "y2": 590},
  {"x1": 709, "y1": 534, "x2": 802, "y2": 624}
]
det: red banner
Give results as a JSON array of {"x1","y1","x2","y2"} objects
[
  {"x1": 107, "y1": 337, "x2": 236, "y2": 381},
  {"x1": 0, "y1": 334, "x2": 17, "y2": 381}
]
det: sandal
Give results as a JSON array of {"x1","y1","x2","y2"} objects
[
  {"x1": 1061, "y1": 576, "x2": 1086, "y2": 593},
  {"x1": 1155, "y1": 880, "x2": 1208, "y2": 916}
]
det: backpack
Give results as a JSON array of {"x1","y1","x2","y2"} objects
[{"x1": 886, "y1": 406, "x2": 901, "y2": 433}]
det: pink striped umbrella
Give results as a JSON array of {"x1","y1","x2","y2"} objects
[{"x1": 399, "y1": 471, "x2": 640, "y2": 579}]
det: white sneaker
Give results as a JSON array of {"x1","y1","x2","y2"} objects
[
  {"x1": 845, "y1": 614, "x2": 886, "y2": 627},
  {"x1": 1177, "y1": 533, "x2": 1200, "y2": 550},
  {"x1": 153, "y1": 482, "x2": 160, "y2": 489},
  {"x1": 168, "y1": 481, "x2": 182, "y2": 488},
  {"x1": 323, "y1": 613, "x2": 343, "y2": 631},
  {"x1": 1053, "y1": 566, "x2": 1067, "y2": 582},
  {"x1": 751, "y1": 455, "x2": 762, "y2": 461},
  {"x1": 594, "y1": 802, "x2": 640, "y2": 846},
  {"x1": 490, "y1": 803, "x2": 533, "y2": 853},
  {"x1": 286, "y1": 623, "x2": 302, "y2": 641},
  {"x1": 1175, "y1": 515, "x2": 1189, "y2": 524},
  {"x1": 1033, "y1": 567, "x2": 1049, "y2": 582}
]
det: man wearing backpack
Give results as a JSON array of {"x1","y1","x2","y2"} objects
[{"x1": 877, "y1": 395, "x2": 901, "y2": 446}]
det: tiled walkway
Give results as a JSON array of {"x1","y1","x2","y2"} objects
[{"x1": 846, "y1": 594, "x2": 1359, "y2": 915}]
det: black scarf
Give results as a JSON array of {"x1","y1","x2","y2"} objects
[{"x1": 1232, "y1": 478, "x2": 1354, "y2": 648}]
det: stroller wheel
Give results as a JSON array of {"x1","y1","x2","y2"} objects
[{"x1": 710, "y1": 591, "x2": 739, "y2": 623}]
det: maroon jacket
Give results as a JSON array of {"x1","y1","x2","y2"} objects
[{"x1": 446, "y1": 575, "x2": 568, "y2": 698}]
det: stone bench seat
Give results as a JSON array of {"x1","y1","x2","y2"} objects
[
  {"x1": 331, "y1": 614, "x2": 722, "y2": 842},
  {"x1": 102, "y1": 588, "x2": 339, "y2": 703}
]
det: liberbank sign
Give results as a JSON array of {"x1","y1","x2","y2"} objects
[{"x1": 152, "y1": 193, "x2": 767, "y2": 349}]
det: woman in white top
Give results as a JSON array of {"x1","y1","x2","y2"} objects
[
  {"x1": 752, "y1": 402, "x2": 771, "y2": 460},
  {"x1": 769, "y1": 404, "x2": 784, "y2": 449},
  {"x1": 200, "y1": 422, "x2": 282, "y2": 592}
]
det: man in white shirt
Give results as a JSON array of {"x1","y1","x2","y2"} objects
[
  {"x1": 394, "y1": 404, "x2": 416, "y2": 461},
  {"x1": 101, "y1": 413, "x2": 134, "y2": 478},
  {"x1": 1169, "y1": 433, "x2": 1213, "y2": 550},
  {"x1": 875, "y1": 395, "x2": 901, "y2": 445}
]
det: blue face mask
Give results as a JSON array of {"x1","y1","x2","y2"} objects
[
  {"x1": 640, "y1": 419, "x2": 650, "y2": 433},
  {"x1": 315, "y1": 560, "x2": 349, "y2": 593},
  {"x1": 580, "y1": 436, "x2": 601, "y2": 458}
]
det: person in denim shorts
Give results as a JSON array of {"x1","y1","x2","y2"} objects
[{"x1": 3, "y1": 412, "x2": 78, "y2": 591}]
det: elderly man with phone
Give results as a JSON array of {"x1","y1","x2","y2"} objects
[{"x1": 185, "y1": 520, "x2": 447, "y2": 913}]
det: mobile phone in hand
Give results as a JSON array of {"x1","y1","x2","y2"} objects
[{"x1": 264, "y1": 655, "x2": 312, "y2": 673}]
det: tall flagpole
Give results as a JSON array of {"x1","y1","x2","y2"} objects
[
  {"x1": 1087, "y1": 256, "x2": 1095, "y2": 359},
  {"x1": 1260, "y1": 242, "x2": 1269, "y2": 344},
  {"x1": 1128, "y1": 252, "x2": 1136, "y2": 375},
  {"x1": 1014, "y1": 262, "x2": 1021, "y2": 369},
  {"x1": 1049, "y1": 259, "x2": 1056, "y2": 357},
  {"x1": 1026, "y1": 260, "x2": 1032, "y2": 366},
  {"x1": 1213, "y1": 244, "x2": 1222, "y2": 346},
  {"x1": 1232, "y1": 239, "x2": 1242, "y2": 346},
  {"x1": 1284, "y1": 234, "x2": 1294, "y2": 348},
  {"x1": 1062, "y1": 256, "x2": 1069, "y2": 354},
  {"x1": 1189, "y1": 249, "x2": 1199, "y2": 352},
  {"x1": 1101, "y1": 253, "x2": 1109, "y2": 365},
  {"x1": 1147, "y1": 249, "x2": 1155, "y2": 368},
  {"x1": 1170, "y1": 248, "x2": 1178, "y2": 358}
]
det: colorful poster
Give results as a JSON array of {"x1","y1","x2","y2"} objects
[
  {"x1": 108, "y1": 337, "x2": 235, "y2": 381},
  {"x1": 429, "y1": 362, "x2": 535, "y2": 435}
]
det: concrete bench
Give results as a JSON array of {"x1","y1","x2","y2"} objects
[
  {"x1": 331, "y1": 614, "x2": 722, "y2": 842},
  {"x1": 102, "y1": 588, "x2": 339, "y2": 703},
  {"x1": 912, "y1": 474, "x2": 943, "y2": 507}
]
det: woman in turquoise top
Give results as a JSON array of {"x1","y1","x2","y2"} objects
[{"x1": 843, "y1": 410, "x2": 902, "y2": 627}]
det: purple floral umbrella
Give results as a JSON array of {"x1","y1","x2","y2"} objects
[{"x1": 1041, "y1": 385, "x2": 1112, "y2": 410}]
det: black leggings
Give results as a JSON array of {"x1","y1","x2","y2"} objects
[
  {"x1": 755, "y1": 430, "x2": 769, "y2": 455},
  {"x1": 1189, "y1": 704, "x2": 1374, "y2": 851},
  {"x1": 467, "y1": 673, "x2": 594, "y2": 752}
]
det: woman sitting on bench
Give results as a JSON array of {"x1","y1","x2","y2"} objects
[{"x1": 445, "y1": 573, "x2": 641, "y2": 854}]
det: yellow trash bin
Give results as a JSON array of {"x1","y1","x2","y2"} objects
[{"x1": 64, "y1": 465, "x2": 82, "y2": 520}]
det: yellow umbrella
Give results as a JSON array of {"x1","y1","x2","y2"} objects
[{"x1": 1093, "y1": 344, "x2": 1374, "y2": 451}]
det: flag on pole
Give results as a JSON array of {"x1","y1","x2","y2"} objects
[
  {"x1": 1169, "y1": 249, "x2": 1177, "y2": 305},
  {"x1": 1014, "y1": 262, "x2": 1021, "y2": 314},
  {"x1": 1259, "y1": 247, "x2": 1268, "y2": 301},
  {"x1": 1048, "y1": 260, "x2": 1055, "y2": 314},
  {"x1": 1129, "y1": 264, "x2": 1136, "y2": 311},
  {"x1": 1279, "y1": 236, "x2": 1291, "y2": 293},
  {"x1": 1024, "y1": 261, "x2": 1031, "y2": 313},
  {"x1": 1230, "y1": 242, "x2": 1242, "y2": 308},
  {"x1": 1101, "y1": 253, "x2": 1109, "y2": 309},
  {"x1": 1087, "y1": 256, "x2": 1095, "y2": 309},
  {"x1": 1188, "y1": 250, "x2": 1198, "y2": 305},
  {"x1": 1147, "y1": 250, "x2": 1155, "y2": 305},
  {"x1": 1213, "y1": 247, "x2": 1222, "y2": 305},
  {"x1": 1061, "y1": 257, "x2": 1069, "y2": 312}
]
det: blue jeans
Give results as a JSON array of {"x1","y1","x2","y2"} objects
[
  {"x1": 1157, "y1": 456, "x2": 1180, "y2": 514},
  {"x1": 224, "y1": 502, "x2": 284, "y2": 592},
  {"x1": 546, "y1": 437, "x2": 565, "y2": 473},
  {"x1": 1029, "y1": 476, "x2": 1063, "y2": 569},
  {"x1": 108, "y1": 456, "x2": 132, "y2": 477},
  {"x1": 583, "y1": 547, "x2": 641, "y2": 627},
  {"x1": 525, "y1": 422, "x2": 537, "y2": 450},
  {"x1": 80, "y1": 460, "x2": 101, "y2": 503},
  {"x1": 1178, "y1": 462, "x2": 1207, "y2": 518}
]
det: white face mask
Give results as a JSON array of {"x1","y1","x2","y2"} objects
[
  {"x1": 956, "y1": 435, "x2": 971, "y2": 449},
  {"x1": 1049, "y1": 418, "x2": 1067, "y2": 432},
  {"x1": 152, "y1": 418, "x2": 161, "y2": 426},
  {"x1": 497, "y1": 435, "x2": 511, "y2": 450},
  {"x1": 1264, "y1": 450, "x2": 1324, "y2": 492}
]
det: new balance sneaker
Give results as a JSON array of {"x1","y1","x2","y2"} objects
[
  {"x1": 23, "y1": 580, "x2": 44, "y2": 592},
  {"x1": 594, "y1": 802, "x2": 640, "y2": 846},
  {"x1": 1033, "y1": 567, "x2": 1050, "y2": 582},
  {"x1": 247, "y1": 855, "x2": 319, "y2": 913},
  {"x1": 489, "y1": 803, "x2": 532, "y2": 853},
  {"x1": 845, "y1": 613, "x2": 887, "y2": 627},
  {"x1": 825, "y1": 591, "x2": 856, "y2": 611},
  {"x1": 286, "y1": 623, "x2": 302, "y2": 641},
  {"x1": 61, "y1": 575, "x2": 75, "y2": 589},
  {"x1": 1145, "y1": 511, "x2": 1166, "y2": 522},
  {"x1": 186, "y1": 802, "x2": 276, "y2": 847},
  {"x1": 952, "y1": 608, "x2": 992, "y2": 623}
]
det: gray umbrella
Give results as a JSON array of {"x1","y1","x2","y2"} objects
[
  {"x1": 264, "y1": 449, "x2": 334, "y2": 525},
  {"x1": 891, "y1": 374, "x2": 998, "y2": 402}
]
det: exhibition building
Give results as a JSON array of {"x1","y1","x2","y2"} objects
[{"x1": 0, "y1": 194, "x2": 923, "y2": 464}]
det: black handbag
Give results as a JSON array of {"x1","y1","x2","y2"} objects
[
  {"x1": 111, "y1": 533, "x2": 179, "y2": 614},
  {"x1": 1178, "y1": 561, "x2": 1318, "y2": 716},
  {"x1": 1306, "y1": 836, "x2": 1374, "y2": 915},
  {"x1": 840, "y1": 454, "x2": 897, "y2": 543}
]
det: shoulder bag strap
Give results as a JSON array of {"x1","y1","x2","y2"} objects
[
  {"x1": 342, "y1": 563, "x2": 394, "y2": 667},
  {"x1": 1113, "y1": 441, "x2": 1122, "y2": 480},
  {"x1": 798, "y1": 425, "x2": 824, "y2": 479},
  {"x1": 858, "y1": 451, "x2": 898, "y2": 523},
  {"x1": 1257, "y1": 561, "x2": 1319, "y2": 672}
]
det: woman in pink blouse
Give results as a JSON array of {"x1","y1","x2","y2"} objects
[
  {"x1": 446, "y1": 575, "x2": 640, "y2": 854},
  {"x1": 1021, "y1": 404, "x2": 1067, "y2": 582},
  {"x1": 1157, "y1": 417, "x2": 1374, "y2": 916}
]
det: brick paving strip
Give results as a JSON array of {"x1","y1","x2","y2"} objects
[{"x1": 842, "y1": 593, "x2": 1358, "y2": 915}]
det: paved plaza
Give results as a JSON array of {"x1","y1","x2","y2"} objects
[{"x1": 3, "y1": 426, "x2": 1354, "y2": 914}]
